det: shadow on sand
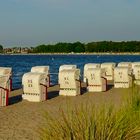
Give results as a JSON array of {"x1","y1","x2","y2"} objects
[
  {"x1": 8, "y1": 84, "x2": 90, "y2": 105},
  {"x1": 9, "y1": 95, "x2": 22, "y2": 105},
  {"x1": 107, "y1": 84, "x2": 114, "y2": 91},
  {"x1": 81, "y1": 87, "x2": 87, "y2": 95},
  {"x1": 48, "y1": 91, "x2": 59, "y2": 99}
]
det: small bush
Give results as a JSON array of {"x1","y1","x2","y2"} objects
[{"x1": 40, "y1": 89, "x2": 140, "y2": 140}]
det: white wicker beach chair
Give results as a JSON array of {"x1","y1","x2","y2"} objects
[
  {"x1": 22, "y1": 72, "x2": 47, "y2": 102},
  {"x1": 83, "y1": 63, "x2": 101, "y2": 83},
  {"x1": 101, "y1": 62, "x2": 116, "y2": 80},
  {"x1": 0, "y1": 67, "x2": 12, "y2": 91},
  {"x1": 114, "y1": 67, "x2": 132, "y2": 88},
  {"x1": 59, "y1": 69, "x2": 81, "y2": 96},
  {"x1": 86, "y1": 68, "x2": 107, "y2": 92},
  {"x1": 59, "y1": 65, "x2": 79, "y2": 84},
  {"x1": 31, "y1": 66, "x2": 50, "y2": 87}
]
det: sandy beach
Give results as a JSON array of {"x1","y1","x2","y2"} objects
[{"x1": 0, "y1": 83, "x2": 136, "y2": 140}]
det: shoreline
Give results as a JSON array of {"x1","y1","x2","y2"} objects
[{"x1": 1, "y1": 52, "x2": 140, "y2": 55}]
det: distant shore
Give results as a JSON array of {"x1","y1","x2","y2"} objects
[{"x1": 1, "y1": 52, "x2": 140, "y2": 55}]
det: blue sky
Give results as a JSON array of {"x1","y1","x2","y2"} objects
[{"x1": 0, "y1": 0, "x2": 140, "y2": 47}]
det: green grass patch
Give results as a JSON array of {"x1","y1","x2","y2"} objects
[{"x1": 40, "y1": 87, "x2": 140, "y2": 140}]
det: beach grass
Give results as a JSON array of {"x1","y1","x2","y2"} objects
[{"x1": 39, "y1": 87, "x2": 140, "y2": 140}]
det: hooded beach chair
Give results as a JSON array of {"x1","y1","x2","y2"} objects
[
  {"x1": 0, "y1": 67, "x2": 12, "y2": 91},
  {"x1": 114, "y1": 67, "x2": 132, "y2": 88},
  {"x1": 31, "y1": 66, "x2": 50, "y2": 87},
  {"x1": 58, "y1": 65, "x2": 79, "y2": 83},
  {"x1": 83, "y1": 63, "x2": 101, "y2": 83},
  {"x1": 86, "y1": 68, "x2": 107, "y2": 92},
  {"x1": 101, "y1": 62, "x2": 116, "y2": 80},
  {"x1": 22, "y1": 72, "x2": 48, "y2": 102},
  {"x1": 59, "y1": 69, "x2": 81, "y2": 96}
]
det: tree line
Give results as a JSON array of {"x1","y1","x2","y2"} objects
[
  {"x1": 33, "y1": 41, "x2": 140, "y2": 53},
  {"x1": 1, "y1": 41, "x2": 140, "y2": 53}
]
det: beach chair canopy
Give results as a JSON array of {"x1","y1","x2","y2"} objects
[
  {"x1": 59, "y1": 65, "x2": 77, "y2": 72},
  {"x1": 0, "y1": 67, "x2": 12, "y2": 91},
  {"x1": 31, "y1": 66, "x2": 49, "y2": 75},
  {"x1": 118, "y1": 62, "x2": 132, "y2": 69},
  {"x1": 0, "y1": 67, "x2": 12, "y2": 76},
  {"x1": 84, "y1": 63, "x2": 100, "y2": 72},
  {"x1": 22, "y1": 72, "x2": 47, "y2": 94},
  {"x1": 86, "y1": 68, "x2": 107, "y2": 92},
  {"x1": 59, "y1": 69, "x2": 80, "y2": 89},
  {"x1": 132, "y1": 62, "x2": 140, "y2": 70},
  {"x1": 86, "y1": 68, "x2": 105, "y2": 85},
  {"x1": 83, "y1": 63, "x2": 101, "y2": 81},
  {"x1": 114, "y1": 67, "x2": 132, "y2": 88},
  {"x1": 101, "y1": 62, "x2": 116, "y2": 80},
  {"x1": 114, "y1": 67, "x2": 131, "y2": 82}
]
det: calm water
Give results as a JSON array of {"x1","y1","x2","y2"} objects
[{"x1": 0, "y1": 54, "x2": 140, "y2": 89}]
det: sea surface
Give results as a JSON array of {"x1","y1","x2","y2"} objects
[{"x1": 0, "y1": 54, "x2": 140, "y2": 89}]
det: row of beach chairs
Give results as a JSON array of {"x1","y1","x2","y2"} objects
[{"x1": 1, "y1": 62, "x2": 140, "y2": 106}]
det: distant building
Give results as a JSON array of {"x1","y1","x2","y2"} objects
[{"x1": 3, "y1": 47, "x2": 33, "y2": 54}]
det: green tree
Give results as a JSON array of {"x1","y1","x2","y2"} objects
[
  {"x1": 0, "y1": 45, "x2": 3, "y2": 53},
  {"x1": 73, "y1": 42, "x2": 85, "y2": 53},
  {"x1": 32, "y1": 41, "x2": 140, "y2": 53}
]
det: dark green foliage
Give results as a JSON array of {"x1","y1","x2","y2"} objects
[
  {"x1": 73, "y1": 42, "x2": 85, "y2": 53},
  {"x1": 32, "y1": 42, "x2": 85, "y2": 53},
  {"x1": 0, "y1": 45, "x2": 3, "y2": 53},
  {"x1": 32, "y1": 41, "x2": 140, "y2": 53},
  {"x1": 85, "y1": 41, "x2": 140, "y2": 53}
]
